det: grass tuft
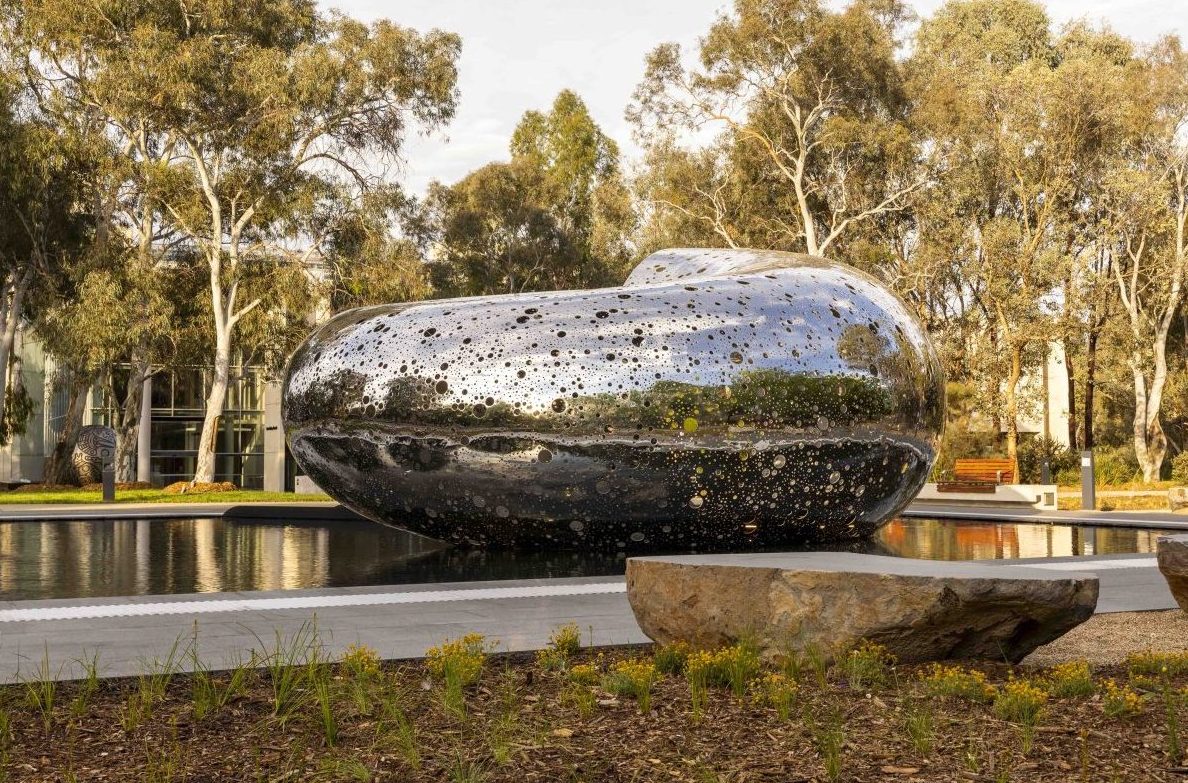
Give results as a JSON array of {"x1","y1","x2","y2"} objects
[
  {"x1": 425, "y1": 633, "x2": 490, "y2": 715},
  {"x1": 22, "y1": 648, "x2": 59, "y2": 735},
  {"x1": 841, "y1": 640, "x2": 895, "y2": 690},
  {"x1": 602, "y1": 659, "x2": 658, "y2": 713},
  {"x1": 654, "y1": 642, "x2": 692, "y2": 675},
  {"x1": 1045, "y1": 661, "x2": 1095, "y2": 698},
  {"x1": 921, "y1": 663, "x2": 997, "y2": 703}
]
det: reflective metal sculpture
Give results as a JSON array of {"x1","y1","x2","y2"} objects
[
  {"x1": 283, "y1": 249, "x2": 945, "y2": 549},
  {"x1": 72, "y1": 425, "x2": 116, "y2": 486}
]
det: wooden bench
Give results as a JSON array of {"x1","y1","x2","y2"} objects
[{"x1": 936, "y1": 458, "x2": 1017, "y2": 493}]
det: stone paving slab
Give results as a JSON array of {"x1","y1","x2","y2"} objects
[
  {"x1": 0, "y1": 577, "x2": 642, "y2": 682},
  {"x1": 979, "y1": 554, "x2": 1174, "y2": 613}
]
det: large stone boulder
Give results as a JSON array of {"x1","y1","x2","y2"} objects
[
  {"x1": 626, "y1": 553, "x2": 1099, "y2": 664},
  {"x1": 1158, "y1": 534, "x2": 1188, "y2": 612}
]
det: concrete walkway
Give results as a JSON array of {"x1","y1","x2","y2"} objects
[{"x1": 0, "y1": 552, "x2": 1177, "y2": 683}]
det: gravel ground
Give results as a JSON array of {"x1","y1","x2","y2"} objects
[{"x1": 1024, "y1": 609, "x2": 1188, "y2": 667}]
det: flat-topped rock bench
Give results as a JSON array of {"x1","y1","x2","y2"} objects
[
  {"x1": 626, "y1": 552, "x2": 1098, "y2": 664},
  {"x1": 1158, "y1": 534, "x2": 1188, "y2": 612}
]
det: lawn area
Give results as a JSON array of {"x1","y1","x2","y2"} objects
[
  {"x1": 1055, "y1": 481, "x2": 1178, "y2": 512},
  {"x1": 1057, "y1": 481, "x2": 1178, "y2": 493},
  {"x1": 2, "y1": 625, "x2": 1186, "y2": 782},
  {"x1": 0, "y1": 488, "x2": 332, "y2": 505},
  {"x1": 1057, "y1": 494, "x2": 1174, "y2": 511}
]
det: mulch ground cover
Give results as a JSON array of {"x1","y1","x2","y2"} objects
[{"x1": 2, "y1": 637, "x2": 1187, "y2": 783}]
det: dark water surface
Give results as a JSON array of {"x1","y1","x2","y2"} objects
[{"x1": 0, "y1": 516, "x2": 1174, "y2": 601}]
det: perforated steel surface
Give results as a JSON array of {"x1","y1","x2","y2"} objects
[{"x1": 282, "y1": 249, "x2": 945, "y2": 549}]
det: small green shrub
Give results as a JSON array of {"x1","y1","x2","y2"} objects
[
  {"x1": 654, "y1": 642, "x2": 691, "y2": 675},
  {"x1": 749, "y1": 673, "x2": 797, "y2": 720},
  {"x1": 841, "y1": 640, "x2": 895, "y2": 690},
  {"x1": 548, "y1": 624, "x2": 582, "y2": 658},
  {"x1": 535, "y1": 648, "x2": 568, "y2": 671},
  {"x1": 1126, "y1": 650, "x2": 1188, "y2": 678},
  {"x1": 562, "y1": 681, "x2": 596, "y2": 718},
  {"x1": 903, "y1": 699, "x2": 935, "y2": 755},
  {"x1": 994, "y1": 678, "x2": 1048, "y2": 727},
  {"x1": 603, "y1": 660, "x2": 657, "y2": 713},
  {"x1": 681, "y1": 642, "x2": 761, "y2": 695},
  {"x1": 341, "y1": 644, "x2": 382, "y2": 679},
  {"x1": 1171, "y1": 451, "x2": 1188, "y2": 484},
  {"x1": 1093, "y1": 444, "x2": 1140, "y2": 485},
  {"x1": 1161, "y1": 677, "x2": 1183, "y2": 763},
  {"x1": 1017, "y1": 437, "x2": 1078, "y2": 483},
  {"x1": 1045, "y1": 661, "x2": 1095, "y2": 698},
  {"x1": 805, "y1": 705, "x2": 845, "y2": 782},
  {"x1": 311, "y1": 668, "x2": 338, "y2": 746},
  {"x1": 685, "y1": 650, "x2": 717, "y2": 722},
  {"x1": 425, "y1": 633, "x2": 489, "y2": 714},
  {"x1": 718, "y1": 641, "x2": 762, "y2": 696},
  {"x1": 1102, "y1": 679, "x2": 1144, "y2": 718},
  {"x1": 425, "y1": 634, "x2": 488, "y2": 687},
  {"x1": 921, "y1": 664, "x2": 997, "y2": 703},
  {"x1": 566, "y1": 663, "x2": 601, "y2": 686}
]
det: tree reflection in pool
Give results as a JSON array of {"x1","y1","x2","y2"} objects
[{"x1": 0, "y1": 516, "x2": 1174, "y2": 601}]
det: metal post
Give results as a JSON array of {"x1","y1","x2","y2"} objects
[
  {"x1": 100, "y1": 437, "x2": 116, "y2": 502},
  {"x1": 1080, "y1": 450, "x2": 1095, "y2": 511},
  {"x1": 101, "y1": 459, "x2": 115, "y2": 502}
]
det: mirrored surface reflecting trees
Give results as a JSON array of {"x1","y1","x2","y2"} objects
[{"x1": 283, "y1": 249, "x2": 945, "y2": 549}]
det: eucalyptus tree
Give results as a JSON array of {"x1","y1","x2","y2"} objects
[
  {"x1": 0, "y1": 68, "x2": 97, "y2": 449},
  {"x1": 627, "y1": 0, "x2": 924, "y2": 256},
  {"x1": 322, "y1": 189, "x2": 430, "y2": 311},
  {"x1": 423, "y1": 160, "x2": 569, "y2": 296},
  {"x1": 1098, "y1": 36, "x2": 1188, "y2": 480},
  {"x1": 511, "y1": 90, "x2": 634, "y2": 285},
  {"x1": 424, "y1": 90, "x2": 632, "y2": 296},
  {"x1": 6, "y1": 0, "x2": 462, "y2": 482},
  {"x1": 909, "y1": 0, "x2": 1133, "y2": 463}
]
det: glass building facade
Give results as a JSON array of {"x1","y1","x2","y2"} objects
[{"x1": 91, "y1": 366, "x2": 269, "y2": 489}]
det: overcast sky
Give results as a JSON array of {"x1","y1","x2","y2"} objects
[{"x1": 330, "y1": 0, "x2": 1186, "y2": 197}]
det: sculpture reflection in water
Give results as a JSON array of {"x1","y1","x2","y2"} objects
[{"x1": 283, "y1": 248, "x2": 945, "y2": 549}]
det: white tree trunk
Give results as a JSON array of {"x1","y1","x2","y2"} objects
[
  {"x1": 137, "y1": 374, "x2": 152, "y2": 483},
  {"x1": 114, "y1": 359, "x2": 151, "y2": 482},
  {"x1": 1132, "y1": 352, "x2": 1170, "y2": 483},
  {"x1": 193, "y1": 327, "x2": 231, "y2": 484},
  {"x1": 0, "y1": 269, "x2": 32, "y2": 432},
  {"x1": 1004, "y1": 343, "x2": 1022, "y2": 466}
]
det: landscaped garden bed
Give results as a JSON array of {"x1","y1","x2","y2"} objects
[{"x1": 2, "y1": 625, "x2": 1187, "y2": 782}]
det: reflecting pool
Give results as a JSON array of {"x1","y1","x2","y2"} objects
[{"x1": 0, "y1": 516, "x2": 1174, "y2": 601}]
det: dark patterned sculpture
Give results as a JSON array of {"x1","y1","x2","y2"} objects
[
  {"x1": 72, "y1": 425, "x2": 116, "y2": 486},
  {"x1": 283, "y1": 249, "x2": 945, "y2": 549}
]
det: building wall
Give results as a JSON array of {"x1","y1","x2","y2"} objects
[
  {"x1": 0, "y1": 328, "x2": 52, "y2": 484},
  {"x1": 0, "y1": 330, "x2": 287, "y2": 489},
  {"x1": 1002, "y1": 341, "x2": 1071, "y2": 447}
]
